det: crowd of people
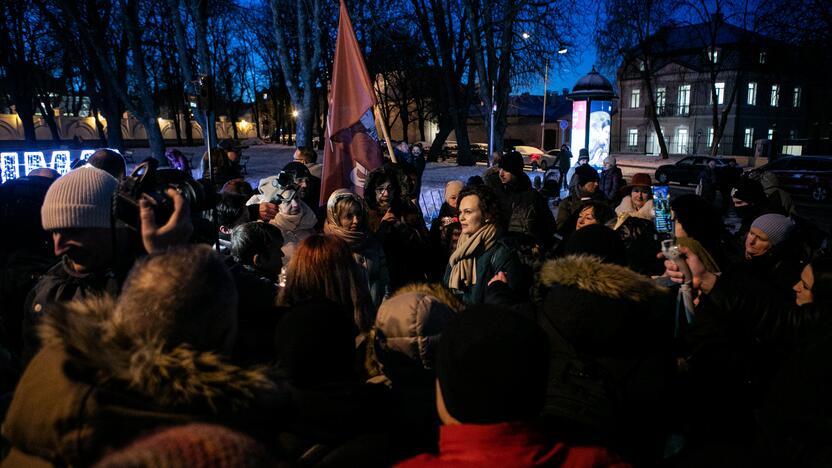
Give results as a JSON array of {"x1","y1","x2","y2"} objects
[{"x1": 0, "y1": 142, "x2": 830, "y2": 467}]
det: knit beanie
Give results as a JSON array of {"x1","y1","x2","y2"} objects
[
  {"x1": 565, "y1": 224, "x2": 627, "y2": 266},
  {"x1": 275, "y1": 299, "x2": 356, "y2": 387},
  {"x1": 375, "y1": 292, "x2": 455, "y2": 371},
  {"x1": 751, "y1": 213, "x2": 795, "y2": 247},
  {"x1": 574, "y1": 164, "x2": 600, "y2": 186},
  {"x1": 41, "y1": 166, "x2": 118, "y2": 231},
  {"x1": 436, "y1": 305, "x2": 549, "y2": 424},
  {"x1": 498, "y1": 151, "x2": 525, "y2": 178},
  {"x1": 94, "y1": 423, "x2": 270, "y2": 468}
]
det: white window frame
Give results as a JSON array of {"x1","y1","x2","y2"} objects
[
  {"x1": 628, "y1": 128, "x2": 638, "y2": 147},
  {"x1": 630, "y1": 89, "x2": 640, "y2": 108},
  {"x1": 711, "y1": 82, "x2": 725, "y2": 105},
  {"x1": 675, "y1": 128, "x2": 689, "y2": 154},
  {"x1": 707, "y1": 127, "x2": 715, "y2": 147},
  {"x1": 793, "y1": 87, "x2": 801, "y2": 107},
  {"x1": 656, "y1": 87, "x2": 667, "y2": 113},
  {"x1": 759, "y1": 51, "x2": 767, "y2": 64},
  {"x1": 708, "y1": 48, "x2": 719, "y2": 64},
  {"x1": 677, "y1": 85, "x2": 691, "y2": 115},
  {"x1": 747, "y1": 82, "x2": 757, "y2": 106},
  {"x1": 744, "y1": 128, "x2": 754, "y2": 148},
  {"x1": 768, "y1": 128, "x2": 774, "y2": 140},
  {"x1": 770, "y1": 84, "x2": 780, "y2": 107}
]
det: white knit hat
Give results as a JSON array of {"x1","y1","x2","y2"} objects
[{"x1": 41, "y1": 166, "x2": 118, "y2": 230}]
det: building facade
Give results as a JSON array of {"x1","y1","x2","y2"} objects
[{"x1": 614, "y1": 19, "x2": 831, "y2": 157}]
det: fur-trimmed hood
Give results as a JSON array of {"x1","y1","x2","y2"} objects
[
  {"x1": 393, "y1": 282, "x2": 465, "y2": 313},
  {"x1": 539, "y1": 255, "x2": 667, "y2": 303},
  {"x1": 38, "y1": 295, "x2": 276, "y2": 414},
  {"x1": 538, "y1": 255, "x2": 670, "y2": 354}
]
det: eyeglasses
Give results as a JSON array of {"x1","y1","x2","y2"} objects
[{"x1": 375, "y1": 184, "x2": 393, "y2": 195}]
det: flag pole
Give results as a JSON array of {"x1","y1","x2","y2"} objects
[{"x1": 373, "y1": 105, "x2": 397, "y2": 163}]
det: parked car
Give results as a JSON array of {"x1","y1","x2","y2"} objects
[
  {"x1": 441, "y1": 141, "x2": 458, "y2": 159},
  {"x1": 512, "y1": 145, "x2": 557, "y2": 171},
  {"x1": 654, "y1": 156, "x2": 742, "y2": 186},
  {"x1": 471, "y1": 143, "x2": 489, "y2": 162},
  {"x1": 748, "y1": 156, "x2": 832, "y2": 202}
]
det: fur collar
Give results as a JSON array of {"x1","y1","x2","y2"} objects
[
  {"x1": 539, "y1": 255, "x2": 667, "y2": 303},
  {"x1": 39, "y1": 296, "x2": 275, "y2": 414}
]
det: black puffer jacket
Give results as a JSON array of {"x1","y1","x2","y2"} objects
[{"x1": 498, "y1": 174, "x2": 555, "y2": 250}]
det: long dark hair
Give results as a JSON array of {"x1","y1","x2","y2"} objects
[
  {"x1": 811, "y1": 257, "x2": 832, "y2": 307},
  {"x1": 364, "y1": 165, "x2": 408, "y2": 213}
]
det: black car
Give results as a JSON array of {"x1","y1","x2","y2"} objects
[
  {"x1": 748, "y1": 156, "x2": 832, "y2": 202},
  {"x1": 654, "y1": 156, "x2": 742, "y2": 186}
]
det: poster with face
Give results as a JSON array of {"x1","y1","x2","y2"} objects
[
  {"x1": 570, "y1": 101, "x2": 586, "y2": 167},
  {"x1": 587, "y1": 101, "x2": 612, "y2": 167}
]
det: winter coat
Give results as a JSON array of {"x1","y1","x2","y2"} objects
[
  {"x1": 614, "y1": 196, "x2": 654, "y2": 221},
  {"x1": 1, "y1": 296, "x2": 282, "y2": 468},
  {"x1": 498, "y1": 175, "x2": 556, "y2": 250},
  {"x1": 268, "y1": 379, "x2": 399, "y2": 467},
  {"x1": 443, "y1": 237, "x2": 523, "y2": 305},
  {"x1": 20, "y1": 258, "x2": 122, "y2": 367},
  {"x1": 681, "y1": 247, "x2": 813, "y2": 446},
  {"x1": 368, "y1": 202, "x2": 430, "y2": 290},
  {"x1": 537, "y1": 255, "x2": 675, "y2": 465},
  {"x1": 395, "y1": 422, "x2": 631, "y2": 468},
  {"x1": 599, "y1": 167, "x2": 624, "y2": 200},
  {"x1": 352, "y1": 236, "x2": 391, "y2": 309}
]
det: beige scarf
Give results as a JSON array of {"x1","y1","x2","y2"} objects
[{"x1": 447, "y1": 223, "x2": 498, "y2": 290}]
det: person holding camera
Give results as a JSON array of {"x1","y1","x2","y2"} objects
[{"x1": 20, "y1": 165, "x2": 193, "y2": 367}]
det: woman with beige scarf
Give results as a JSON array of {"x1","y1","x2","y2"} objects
[
  {"x1": 324, "y1": 189, "x2": 391, "y2": 308},
  {"x1": 269, "y1": 188, "x2": 318, "y2": 265},
  {"x1": 443, "y1": 185, "x2": 522, "y2": 304}
]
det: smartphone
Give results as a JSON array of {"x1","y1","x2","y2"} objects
[{"x1": 652, "y1": 185, "x2": 673, "y2": 236}]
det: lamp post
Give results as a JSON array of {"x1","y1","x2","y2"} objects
[{"x1": 540, "y1": 48, "x2": 568, "y2": 151}]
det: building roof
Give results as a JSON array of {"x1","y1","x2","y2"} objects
[{"x1": 569, "y1": 67, "x2": 617, "y2": 100}]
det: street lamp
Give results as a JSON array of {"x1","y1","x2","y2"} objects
[
  {"x1": 291, "y1": 110, "x2": 299, "y2": 118},
  {"x1": 540, "y1": 47, "x2": 569, "y2": 151}
]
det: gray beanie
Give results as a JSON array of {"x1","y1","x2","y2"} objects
[
  {"x1": 42, "y1": 166, "x2": 118, "y2": 230},
  {"x1": 751, "y1": 213, "x2": 795, "y2": 247}
]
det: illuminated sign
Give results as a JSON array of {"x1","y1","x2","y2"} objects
[
  {"x1": 570, "y1": 101, "x2": 586, "y2": 167},
  {"x1": 0, "y1": 149, "x2": 99, "y2": 183},
  {"x1": 587, "y1": 101, "x2": 612, "y2": 167}
]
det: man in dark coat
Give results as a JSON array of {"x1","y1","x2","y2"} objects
[{"x1": 496, "y1": 150, "x2": 555, "y2": 251}]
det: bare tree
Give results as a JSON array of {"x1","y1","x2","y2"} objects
[
  {"x1": 597, "y1": 0, "x2": 682, "y2": 159},
  {"x1": 269, "y1": 0, "x2": 329, "y2": 148}
]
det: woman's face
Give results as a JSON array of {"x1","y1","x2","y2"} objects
[
  {"x1": 279, "y1": 198, "x2": 301, "y2": 216},
  {"x1": 631, "y1": 187, "x2": 650, "y2": 210},
  {"x1": 375, "y1": 180, "x2": 394, "y2": 209},
  {"x1": 337, "y1": 201, "x2": 363, "y2": 232},
  {"x1": 447, "y1": 191, "x2": 460, "y2": 209},
  {"x1": 458, "y1": 195, "x2": 485, "y2": 235},
  {"x1": 793, "y1": 264, "x2": 814, "y2": 306},
  {"x1": 745, "y1": 227, "x2": 772, "y2": 258},
  {"x1": 576, "y1": 206, "x2": 597, "y2": 230}
]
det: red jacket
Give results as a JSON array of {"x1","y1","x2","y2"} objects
[{"x1": 396, "y1": 422, "x2": 630, "y2": 468}]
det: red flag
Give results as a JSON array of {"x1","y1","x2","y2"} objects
[{"x1": 320, "y1": 0, "x2": 383, "y2": 206}]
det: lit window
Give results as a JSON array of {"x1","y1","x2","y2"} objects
[
  {"x1": 759, "y1": 51, "x2": 767, "y2": 64},
  {"x1": 707, "y1": 128, "x2": 715, "y2": 147},
  {"x1": 789, "y1": 129, "x2": 796, "y2": 139},
  {"x1": 628, "y1": 129, "x2": 638, "y2": 147},
  {"x1": 747, "y1": 82, "x2": 757, "y2": 105},
  {"x1": 678, "y1": 85, "x2": 691, "y2": 115},
  {"x1": 675, "y1": 128, "x2": 689, "y2": 154},
  {"x1": 656, "y1": 87, "x2": 666, "y2": 114},
  {"x1": 711, "y1": 82, "x2": 725, "y2": 105},
  {"x1": 630, "y1": 89, "x2": 640, "y2": 108},
  {"x1": 744, "y1": 128, "x2": 754, "y2": 148},
  {"x1": 708, "y1": 48, "x2": 719, "y2": 64},
  {"x1": 793, "y1": 87, "x2": 801, "y2": 107},
  {"x1": 770, "y1": 84, "x2": 779, "y2": 107},
  {"x1": 768, "y1": 129, "x2": 774, "y2": 140}
]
